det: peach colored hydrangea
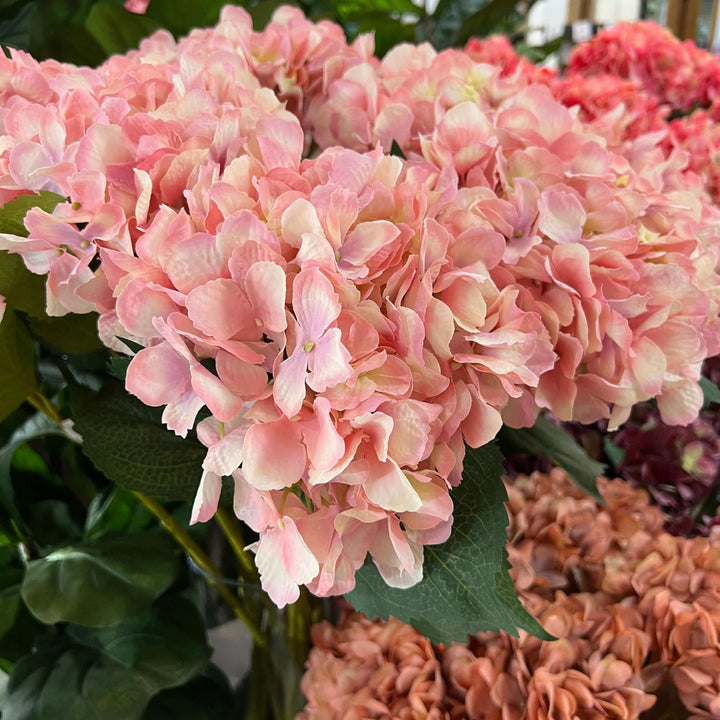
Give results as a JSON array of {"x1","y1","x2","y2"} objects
[{"x1": 300, "y1": 471, "x2": 720, "y2": 719}]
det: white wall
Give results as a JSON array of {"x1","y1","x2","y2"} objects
[{"x1": 528, "y1": 0, "x2": 569, "y2": 43}]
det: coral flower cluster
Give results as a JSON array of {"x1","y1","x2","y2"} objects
[
  {"x1": 300, "y1": 470, "x2": 720, "y2": 719},
  {"x1": 0, "y1": 8, "x2": 719, "y2": 604}
]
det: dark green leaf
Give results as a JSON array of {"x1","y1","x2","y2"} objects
[
  {"x1": 333, "y1": 0, "x2": 418, "y2": 21},
  {"x1": 68, "y1": 596, "x2": 210, "y2": 689},
  {"x1": 0, "y1": 192, "x2": 64, "y2": 317},
  {"x1": 245, "y1": 0, "x2": 292, "y2": 31},
  {"x1": 390, "y1": 140, "x2": 407, "y2": 159},
  {"x1": 26, "y1": 313, "x2": 104, "y2": 355},
  {"x1": 107, "y1": 355, "x2": 131, "y2": 382},
  {"x1": 700, "y1": 376, "x2": 720, "y2": 408},
  {"x1": 142, "y1": 672, "x2": 234, "y2": 720},
  {"x1": 0, "y1": 566, "x2": 22, "y2": 641},
  {"x1": 69, "y1": 380, "x2": 206, "y2": 501},
  {"x1": 4, "y1": 639, "x2": 155, "y2": 720},
  {"x1": 603, "y1": 435, "x2": 624, "y2": 470},
  {"x1": 85, "y1": 2, "x2": 161, "y2": 55},
  {"x1": 21, "y1": 532, "x2": 178, "y2": 626},
  {"x1": 456, "y1": 0, "x2": 525, "y2": 45},
  {"x1": 0, "y1": 309, "x2": 37, "y2": 424},
  {"x1": 515, "y1": 35, "x2": 563, "y2": 63},
  {"x1": 500, "y1": 415, "x2": 605, "y2": 502},
  {"x1": 0, "y1": 1, "x2": 34, "y2": 50},
  {"x1": 347, "y1": 443, "x2": 551, "y2": 643},
  {"x1": 144, "y1": 0, "x2": 226, "y2": 38},
  {"x1": 84, "y1": 487, "x2": 151, "y2": 541},
  {"x1": 430, "y1": 0, "x2": 487, "y2": 48},
  {"x1": 0, "y1": 413, "x2": 67, "y2": 532}
]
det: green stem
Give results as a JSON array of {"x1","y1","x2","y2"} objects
[
  {"x1": 132, "y1": 492, "x2": 268, "y2": 649},
  {"x1": 214, "y1": 507, "x2": 258, "y2": 582},
  {"x1": 27, "y1": 391, "x2": 65, "y2": 425}
]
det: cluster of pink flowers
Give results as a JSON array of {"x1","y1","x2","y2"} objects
[
  {"x1": 300, "y1": 470, "x2": 720, "y2": 719},
  {"x1": 0, "y1": 8, "x2": 719, "y2": 605},
  {"x1": 566, "y1": 21, "x2": 720, "y2": 112}
]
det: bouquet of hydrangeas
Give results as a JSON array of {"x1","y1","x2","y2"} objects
[{"x1": 0, "y1": 4, "x2": 719, "y2": 718}]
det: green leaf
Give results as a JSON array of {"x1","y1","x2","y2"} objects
[
  {"x1": 500, "y1": 415, "x2": 605, "y2": 503},
  {"x1": 142, "y1": 672, "x2": 234, "y2": 720},
  {"x1": 69, "y1": 380, "x2": 206, "y2": 501},
  {"x1": 700, "y1": 376, "x2": 720, "y2": 408},
  {"x1": 26, "y1": 313, "x2": 104, "y2": 355},
  {"x1": 0, "y1": 192, "x2": 64, "y2": 317},
  {"x1": 0, "y1": 566, "x2": 23, "y2": 642},
  {"x1": 0, "y1": 191, "x2": 65, "y2": 237},
  {"x1": 0, "y1": 413, "x2": 67, "y2": 534},
  {"x1": 107, "y1": 355, "x2": 131, "y2": 382},
  {"x1": 0, "y1": 309, "x2": 37, "y2": 424},
  {"x1": 245, "y1": 0, "x2": 292, "y2": 31},
  {"x1": 430, "y1": 0, "x2": 487, "y2": 48},
  {"x1": 5, "y1": 597, "x2": 211, "y2": 720},
  {"x1": 21, "y1": 532, "x2": 178, "y2": 627},
  {"x1": 515, "y1": 35, "x2": 563, "y2": 63},
  {"x1": 333, "y1": 0, "x2": 418, "y2": 21},
  {"x1": 347, "y1": 443, "x2": 551, "y2": 643},
  {"x1": 603, "y1": 435, "x2": 624, "y2": 471},
  {"x1": 390, "y1": 140, "x2": 407, "y2": 159},
  {"x1": 84, "y1": 488, "x2": 151, "y2": 541},
  {"x1": 0, "y1": 1, "x2": 34, "y2": 50},
  {"x1": 144, "y1": 0, "x2": 226, "y2": 38},
  {"x1": 456, "y1": 0, "x2": 527, "y2": 45},
  {"x1": 85, "y1": 2, "x2": 161, "y2": 55},
  {"x1": 68, "y1": 596, "x2": 211, "y2": 689}
]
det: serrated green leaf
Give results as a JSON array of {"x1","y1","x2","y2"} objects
[
  {"x1": 500, "y1": 415, "x2": 605, "y2": 503},
  {"x1": 0, "y1": 308, "x2": 37, "y2": 424},
  {"x1": 69, "y1": 380, "x2": 206, "y2": 501},
  {"x1": 21, "y1": 532, "x2": 178, "y2": 627},
  {"x1": 85, "y1": 2, "x2": 161, "y2": 55},
  {"x1": 347, "y1": 443, "x2": 550, "y2": 643},
  {"x1": 26, "y1": 312, "x2": 104, "y2": 355},
  {"x1": 700, "y1": 376, "x2": 720, "y2": 408}
]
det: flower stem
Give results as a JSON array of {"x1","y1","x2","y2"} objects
[
  {"x1": 214, "y1": 507, "x2": 258, "y2": 581},
  {"x1": 132, "y1": 492, "x2": 268, "y2": 649},
  {"x1": 27, "y1": 391, "x2": 65, "y2": 425}
]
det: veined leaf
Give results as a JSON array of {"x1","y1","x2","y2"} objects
[
  {"x1": 0, "y1": 308, "x2": 37, "y2": 424},
  {"x1": 21, "y1": 532, "x2": 178, "y2": 627},
  {"x1": 85, "y1": 2, "x2": 161, "y2": 55},
  {"x1": 500, "y1": 414, "x2": 605, "y2": 502},
  {"x1": 69, "y1": 380, "x2": 206, "y2": 501},
  {"x1": 347, "y1": 443, "x2": 551, "y2": 644}
]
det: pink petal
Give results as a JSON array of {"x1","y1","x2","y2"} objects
[
  {"x1": 245, "y1": 261, "x2": 287, "y2": 333},
  {"x1": 186, "y1": 278, "x2": 254, "y2": 341},
  {"x1": 126, "y1": 342, "x2": 190, "y2": 407},
  {"x1": 302, "y1": 397, "x2": 345, "y2": 477},
  {"x1": 243, "y1": 418, "x2": 307, "y2": 491},
  {"x1": 274, "y1": 348, "x2": 309, "y2": 418},
  {"x1": 307, "y1": 327, "x2": 353, "y2": 393},
  {"x1": 253, "y1": 516, "x2": 319, "y2": 608},
  {"x1": 190, "y1": 470, "x2": 222, "y2": 524},
  {"x1": 538, "y1": 189, "x2": 586, "y2": 244},
  {"x1": 363, "y1": 452, "x2": 422, "y2": 512},
  {"x1": 292, "y1": 267, "x2": 341, "y2": 340}
]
